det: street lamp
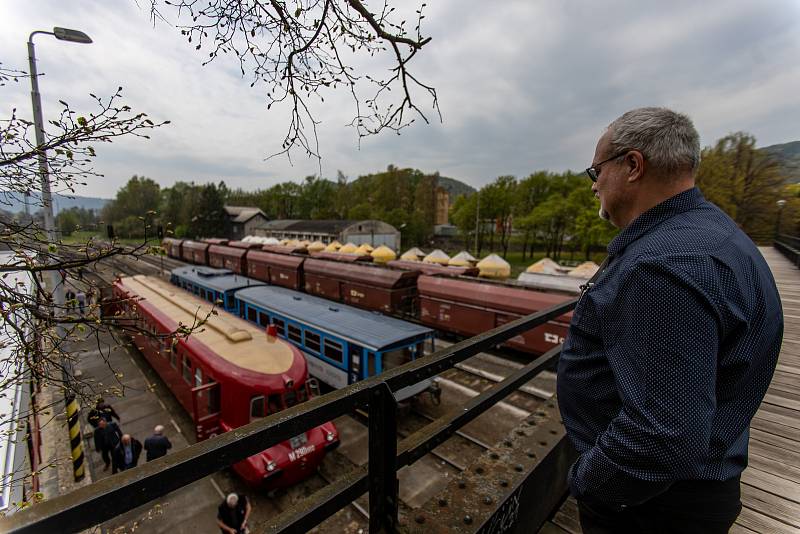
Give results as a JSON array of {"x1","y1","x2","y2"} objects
[
  {"x1": 28, "y1": 26, "x2": 93, "y2": 484},
  {"x1": 776, "y1": 199, "x2": 787, "y2": 240},
  {"x1": 27, "y1": 27, "x2": 92, "y2": 308}
]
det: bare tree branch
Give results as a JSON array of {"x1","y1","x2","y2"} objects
[{"x1": 149, "y1": 0, "x2": 440, "y2": 162}]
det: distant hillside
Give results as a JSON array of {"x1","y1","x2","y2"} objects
[
  {"x1": 0, "y1": 191, "x2": 110, "y2": 215},
  {"x1": 437, "y1": 175, "x2": 476, "y2": 201},
  {"x1": 761, "y1": 141, "x2": 800, "y2": 182}
]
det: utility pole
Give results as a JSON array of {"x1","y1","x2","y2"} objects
[{"x1": 474, "y1": 192, "x2": 480, "y2": 256}]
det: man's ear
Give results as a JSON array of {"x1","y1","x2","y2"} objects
[{"x1": 626, "y1": 150, "x2": 645, "y2": 183}]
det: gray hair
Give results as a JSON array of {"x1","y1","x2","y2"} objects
[
  {"x1": 607, "y1": 107, "x2": 701, "y2": 174},
  {"x1": 154, "y1": 425, "x2": 164, "y2": 435},
  {"x1": 226, "y1": 493, "x2": 238, "y2": 506}
]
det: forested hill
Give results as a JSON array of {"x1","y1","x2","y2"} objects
[
  {"x1": 762, "y1": 141, "x2": 800, "y2": 182},
  {"x1": 437, "y1": 175, "x2": 476, "y2": 200},
  {"x1": 0, "y1": 191, "x2": 110, "y2": 214}
]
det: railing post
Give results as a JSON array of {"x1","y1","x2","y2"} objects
[{"x1": 369, "y1": 382, "x2": 398, "y2": 533}]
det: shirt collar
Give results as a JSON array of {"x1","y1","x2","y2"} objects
[{"x1": 607, "y1": 187, "x2": 705, "y2": 256}]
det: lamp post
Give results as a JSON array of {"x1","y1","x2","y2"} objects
[
  {"x1": 776, "y1": 199, "x2": 787, "y2": 241},
  {"x1": 28, "y1": 27, "x2": 92, "y2": 316},
  {"x1": 28, "y1": 27, "x2": 93, "y2": 483}
]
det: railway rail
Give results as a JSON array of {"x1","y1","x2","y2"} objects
[{"x1": 55, "y1": 250, "x2": 570, "y2": 532}]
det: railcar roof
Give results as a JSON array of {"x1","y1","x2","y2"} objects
[
  {"x1": 236, "y1": 285, "x2": 434, "y2": 351},
  {"x1": 121, "y1": 275, "x2": 295, "y2": 375},
  {"x1": 172, "y1": 266, "x2": 265, "y2": 293}
]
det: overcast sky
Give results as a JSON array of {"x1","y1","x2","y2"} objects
[{"x1": 2, "y1": 0, "x2": 799, "y2": 199}]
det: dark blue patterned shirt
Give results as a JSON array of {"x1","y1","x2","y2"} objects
[{"x1": 557, "y1": 187, "x2": 783, "y2": 508}]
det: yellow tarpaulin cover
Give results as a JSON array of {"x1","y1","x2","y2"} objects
[
  {"x1": 400, "y1": 247, "x2": 425, "y2": 261},
  {"x1": 371, "y1": 245, "x2": 397, "y2": 264},
  {"x1": 477, "y1": 253, "x2": 511, "y2": 279},
  {"x1": 423, "y1": 249, "x2": 451, "y2": 265}
]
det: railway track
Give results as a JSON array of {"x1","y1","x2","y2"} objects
[{"x1": 92, "y1": 253, "x2": 557, "y2": 531}]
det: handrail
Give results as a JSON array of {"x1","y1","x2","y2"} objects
[
  {"x1": 774, "y1": 234, "x2": 800, "y2": 265},
  {"x1": 0, "y1": 298, "x2": 577, "y2": 534}
]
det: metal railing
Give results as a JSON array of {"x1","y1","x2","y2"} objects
[
  {"x1": 0, "y1": 298, "x2": 577, "y2": 534},
  {"x1": 774, "y1": 234, "x2": 800, "y2": 265}
]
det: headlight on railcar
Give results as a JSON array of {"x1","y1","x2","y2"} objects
[
  {"x1": 326, "y1": 431, "x2": 336, "y2": 442},
  {"x1": 266, "y1": 460, "x2": 277, "y2": 472}
]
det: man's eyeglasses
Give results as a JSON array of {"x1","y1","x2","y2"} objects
[{"x1": 586, "y1": 150, "x2": 629, "y2": 182}]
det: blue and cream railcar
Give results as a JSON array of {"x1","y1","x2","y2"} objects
[
  {"x1": 235, "y1": 285, "x2": 437, "y2": 400},
  {"x1": 170, "y1": 266, "x2": 265, "y2": 314}
]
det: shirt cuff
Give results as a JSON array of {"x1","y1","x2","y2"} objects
[{"x1": 568, "y1": 445, "x2": 671, "y2": 509}]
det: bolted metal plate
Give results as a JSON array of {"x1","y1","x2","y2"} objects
[{"x1": 404, "y1": 398, "x2": 577, "y2": 534}]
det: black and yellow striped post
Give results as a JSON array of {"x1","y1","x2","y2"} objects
[{"x1": 65, "y1": 395, "x2": 85, "y2": 482}]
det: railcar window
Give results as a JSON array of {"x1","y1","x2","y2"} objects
[
  {"x1": 200, "y1": 288, "x2": 206, "y2": 300},
  {"x1": 259, "y1": 312, "x2": 269, "y2": 326},
  {"x1": 247, "y1": 307, "x2": 257, "y2": 322},
  {"x1": 195, "y1": 367, "x2": 202, "y2": 388},
  {"x1": 250, "y1": 396, "x2": 266, "y2": 420},
  {"x1": 324, "y1": 339, "x2": 344, "y2": 364},
  {"x1": 226, "y1": 294, "x2": 235, "y2": 309},
  {"x1": 288, "y1": 324, "x2": 302, "y2": 344},
  {"x1": 268, "y1": 395, "x2": 283, "y2": 414},
  {"x1": 207, "y1": 291, "x2": 215, "y2": 303},
  {"x1": 272, "y1": 318, "x2": 285, "y2": 336},
  {"x1": 182, "y1": 356, "x2": 192, "y2": 384},
  {"x1": 171, "y1": 347, "x2": 178, "y2": 369},
  {"x1": 304, "y1": 331, "x2": 321, "y2": 353}
]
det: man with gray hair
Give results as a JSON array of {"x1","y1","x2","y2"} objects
[
  {"x1": 144, "y1": 424, "x2": 173, "y2": 462},
  {"x1": 557, "y1": 107, "x2": 782, "y2": 532},
  {"x1": 217, "y1": 492, "x2": 251, "y2": 534}
]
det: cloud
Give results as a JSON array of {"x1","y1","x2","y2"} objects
[{"x1": 1, "y1": 0, "x2": 798, "y2": 198}]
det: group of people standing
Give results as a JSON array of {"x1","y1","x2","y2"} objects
[
  {"x1": 88, "y1": 398, "x2": 172, "y2": 474},
  {"x1": 65, "y1": 287, "x2": 92, "y2": 316}
]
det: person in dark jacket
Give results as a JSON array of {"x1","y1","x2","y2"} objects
[
  {"x1": 112, "y1": 434, "x2": 142, "y2": 473},
  {"x1": 87, "y1": 397, "x2": 121, "y2": 428},
  {"x1": 144, "y1": 425, "x2": 173, "y2": 461},
  {"x1": 95, "y1": 418, "x2": 122, "y2": 471},
  {"x1": 558, "y1": 107, "x2": 782, "y2": 533},
  {"x1": 217, "y1": 493, "x2": 251, "y2": 534}
]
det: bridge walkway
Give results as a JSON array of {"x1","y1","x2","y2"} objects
[{"x1": 540, "y1": 247, "x2": 800, "y2": 534}]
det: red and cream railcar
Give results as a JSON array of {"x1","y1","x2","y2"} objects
[
  {"x1": 112, "y1": 275, "x2": 339, "y2": 488},
  {"x1": 417, "y1": 275, "x2": 574, "y2": 355}
]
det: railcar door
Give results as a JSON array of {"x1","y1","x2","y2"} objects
[
  {"x1": 191, "y1": 381, "x2": 221, "y2": 441},
  {"x1": 349, "y1": 344, "x2": 364, "y2": 382}
]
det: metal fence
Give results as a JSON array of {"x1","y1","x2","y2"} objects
[
  {"x1": 774, "y1": 235, "x2": 800, "y2": 265},
  {"x1": 0, "y1": 298, "x2": 577, "y2": 534}
]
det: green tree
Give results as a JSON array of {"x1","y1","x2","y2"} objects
[
  {"x1": 696, "y1": 132, "x2": 785, "y2": 240},
  {"x1": 192, "y1": 183, "x2": 227, "y2": 238},
  {"x1": 56, "y1": 209, "x2": 80, "y2": 236}
]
